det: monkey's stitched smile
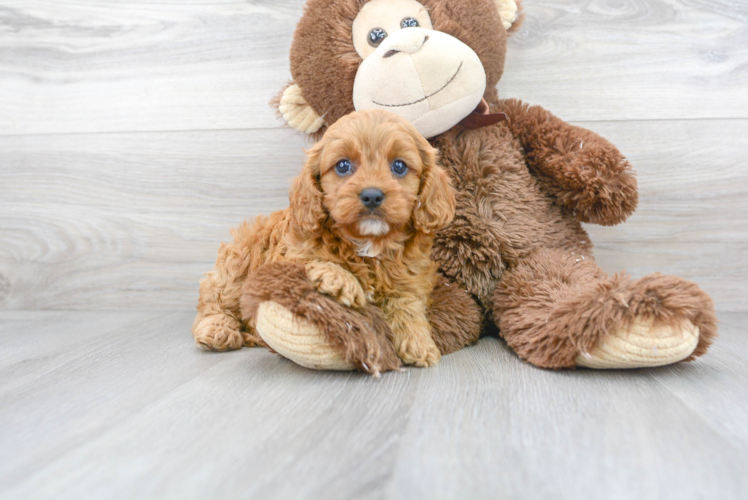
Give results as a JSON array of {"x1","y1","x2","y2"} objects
[{"x1": 372, "y1": 62, "x2": 463, "y2": 108}]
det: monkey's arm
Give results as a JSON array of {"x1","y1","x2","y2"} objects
[{"x1": 497, "y1": 98, "x2": 638, "y2": 226}]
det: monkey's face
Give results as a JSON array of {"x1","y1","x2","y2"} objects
[
  {"x1": 351, "y1": 0, "x2": 486, "y2": 138},
  {"x1": 286, "y1": 0, "x2": 520, "y2": 138}
]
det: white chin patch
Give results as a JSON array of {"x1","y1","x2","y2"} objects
[{"x1": 358, "y1": 219, "x2": 390, "y2": 236}]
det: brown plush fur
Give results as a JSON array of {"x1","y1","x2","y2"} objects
[
  {"x1": 493, "y1": 248, "x2": 718, "y2": 368},
  {"x1": 238, "y1": 263, "x2": 482, "y2": 373},
  {"x1": 240, "y1": 261, "x2": 401, "y2": 374},
  {"x1": 259, "y1": 0, "x2": 717, "y2": 368},
  {"x1": 290, "y1": 0, "x2": 512, "y2": 138},
  {"x1": 428, "y1": 275, "x2": 483, "y2": 355},
  {"x1": 498, "y1": 98, "x2": 638, "y2": 226},
  {"x1": 194, "y1": 109, "x2": 456, "y2": 369}
]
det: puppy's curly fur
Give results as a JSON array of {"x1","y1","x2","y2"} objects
[{"x1": 193, "y1": 109, "x2": 456, "y2": 367}]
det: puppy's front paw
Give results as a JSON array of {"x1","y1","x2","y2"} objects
[
  {"x1": 305, "y1": 261, "x2": 367, "y2": 308},
  {"x1": 396, "y1": 335, "x2": 441, "y2": 367}
]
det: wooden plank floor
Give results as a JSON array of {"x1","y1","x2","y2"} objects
[{"x1": 0, "y1": 311, "x2": 746, "y2": 500}]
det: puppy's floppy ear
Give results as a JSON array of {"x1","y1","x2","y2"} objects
[
  {"x1": 413, "y1": 139, "x2": 456, "y2": 234},
  {"x1": 289, "y1": 141, "x2": 326, "y2": 234}
]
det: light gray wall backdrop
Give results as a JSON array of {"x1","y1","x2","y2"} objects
[{"x1": 1, "y1": 0, "x2": 746, "y2": 311}]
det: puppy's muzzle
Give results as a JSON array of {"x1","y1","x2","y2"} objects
[{"x1": 360, "y1": 188, "x2": 385, "y2": 210}]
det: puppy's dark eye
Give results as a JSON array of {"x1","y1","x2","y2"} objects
[
  {"x1": 401, "y1": 17, "x2": 419, "y2": 29},
  {"x1": 335, "y1": 159, "x2": 352, "y2": 176},
  {"x1": 391, "y1": 160, "x2": 408, "y2": 177},
  {"x1": 368, "y1": 28, "x2": 387, "y2": 47}
]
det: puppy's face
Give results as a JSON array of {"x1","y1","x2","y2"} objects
[
  {"x1": 291, "y1": 109, "x2": 455, "y2": 240},
  {"x1": 318, "y1": 115, "x2": 423, "y2": 239}
]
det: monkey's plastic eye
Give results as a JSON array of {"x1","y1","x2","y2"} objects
[
  {"x1": 335, "y1": 159, "x2": 353, "y2": 176},
  {"x1": 368, "y1": 28, "x2": 387, "y2": 47},
  {"x1": 401, "y1": 17, "x2": 419, "y2": 29},
  {"x1": 391, "y1": 160, "x2": 408, "y2": 177}
]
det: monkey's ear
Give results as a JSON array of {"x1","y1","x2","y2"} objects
[
  {"x1": 493, "y1": 0, "x2": 524, "y2": 33},
  {"x1": 272, "y1": 82, "x2": 325, "y2": 135}
]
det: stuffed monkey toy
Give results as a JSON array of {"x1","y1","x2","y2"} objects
[{"x1": 193, "y1": 0, "x2": 717, "y2": 373}]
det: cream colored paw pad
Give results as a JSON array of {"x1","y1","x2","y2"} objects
[
  {"x1": 255, "y1": 301, "x2": 355, "y2": 371},
  {"x1": 575, "y1": 319, "x2": 700, "y2": 369}
]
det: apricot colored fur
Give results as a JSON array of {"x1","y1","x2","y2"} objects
[{"x1": 194, "y1": 109, "x2": 456, "y2": 370}]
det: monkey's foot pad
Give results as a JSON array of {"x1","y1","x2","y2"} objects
[
  {"x1": 576, "y1": 319, "x2": 699, "y2": 369},
  {"x1": 256, "y1": 301, "x2": 355, "y2": 371}
]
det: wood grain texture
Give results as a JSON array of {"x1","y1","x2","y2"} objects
[
  {"x1": 583, "y1": 118, "x2": 748, "y2": 311},
  {"x1": 1, "y1": 311, "x2": 746, "y2": 499},
  {"x1": 0, "y1": 0, "x2": 747, "y2": 136},
  {"x1": 0, "y1": 127, "x2": 309, "y2": 310},
  {"x1": 497, "y1": 0, "x2": 748, "y2": 121},
  {"x1": 0, "y1": 0, "x2": 303, "y2": 135},
  {"x1": 1, "y1": 119, "x2": 744, "y2": 310},
  {"x1": 2, "y1": 2, "x2": 746, "y2": 498},
  {"x1": 1, "y1": 0, "x2": 745, "y2": 310}
]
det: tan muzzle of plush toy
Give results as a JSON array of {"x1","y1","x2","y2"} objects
[
  {"x1": 352, "y1": 27, "x2": 486, "y2": 139},
  {"x1": 279, "y1": 0, "x2": 522, "y2": 138}
]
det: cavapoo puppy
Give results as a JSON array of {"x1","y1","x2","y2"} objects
[{"x1": 193, "y1": 109, "x2": 456, "y2": 366}]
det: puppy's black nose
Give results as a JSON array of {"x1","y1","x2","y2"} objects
[{"x1": 360, "y1": 188, "x2": 385, "y2": 209}]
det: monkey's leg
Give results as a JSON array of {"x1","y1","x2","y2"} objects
[
  {"x1": 428, "y1": 275, "x2": 483, "y2": 355},
  {"x1": 492, "y1": 248, "x2": 717, "y2": 369},
  {"x1": 241, "y1": 262, "x2": 401, "y2": 375}
]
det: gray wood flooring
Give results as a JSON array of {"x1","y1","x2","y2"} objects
[
  {"x1": 1, "y1": 0, "x2": 747, "y2": 498},
  {"x1": 0, "y1": 311, "x2": 747, "y2": 500}
]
